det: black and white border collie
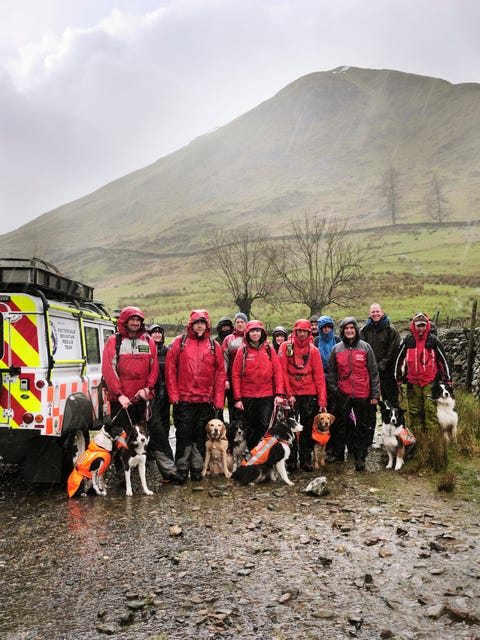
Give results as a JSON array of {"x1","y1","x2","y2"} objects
[
  {"x1": 430, "y1": 379, "x2": 458, "y2": 442},
  {"x1": 231, "y1": 407, "x2": 303, "y2": 486},
  {"x1": 117, "y1": 423, "x2": 154, "y2": 496},
  {"x1": 379, "y1": 400, "x2": 414, "y2": 471}
]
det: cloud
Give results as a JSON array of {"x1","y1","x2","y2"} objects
[{"x1": 1, "y1": 0, "x2": 480, "y2": 233}]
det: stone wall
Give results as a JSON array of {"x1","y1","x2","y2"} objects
[{"x1": 437, "y1": 327, "x2": 480, "y2": 398}]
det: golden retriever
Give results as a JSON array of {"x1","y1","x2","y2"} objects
[
  {"x1": 312, "y1": 412, "x2": 335, "y2": 469},
  {"x1": 202, "y1": 418, "x2": 233, "y2": 478}
]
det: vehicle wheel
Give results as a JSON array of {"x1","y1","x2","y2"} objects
[{"x1": 61, "y1": 428, "x2": 90, "y2": 481}]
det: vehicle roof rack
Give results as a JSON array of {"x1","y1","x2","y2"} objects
[{"x1": 0, "y1": 257, "x2": 95, "y2": 303}]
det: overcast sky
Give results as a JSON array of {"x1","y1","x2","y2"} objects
[{"x1": 0, "y1": 0, "x2": 478, "y2": 234}]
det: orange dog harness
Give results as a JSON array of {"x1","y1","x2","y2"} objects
[
  {"x1": 312, "y1": 429, "x2": 330, "y2": 446},
  {"x1": 67, "y1": 441, "x2": 112, "y2": 498},
  {"x1": 242, "y1": 435, "x2": 288, "y2": 466},
  {"x1": 396, "y1": 427, "x2": 416, "y2": 446}
]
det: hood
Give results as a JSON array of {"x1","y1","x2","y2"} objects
[
  {"x1": 293, "y1": 319, "x2": 311, "y2": 333},
  {"x1": 410, "y1": 312, "x2": 431, "y2": 336},
  {"x1": 272, "y1": 325, "x2": 288, "y2": 339},
  {"x1": 245, "y1": 319, "x2": 267, "y2": 345},
  {"x1": 318, "y1": 315, "x2": 335, "y2": 330},
  {"x1": 339, "y1": 316, "x2": 360, "y2": 342},
  {"x1": 117, "y1": 306, "x2": 146, "y2": 336},
  {"x1": 187, "y1": 309, "x2": 211, "y2": 337},
  {"x1": 216, "y1": 316, "x2": 234, "y2": 333}
]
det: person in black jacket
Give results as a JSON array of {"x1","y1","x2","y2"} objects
[
  {"x1": 147, "y1": 324, "x2": 184, "y2": 485},
  {"x1": 360, "y1": 303, "x2": 400, "y2": 404}
]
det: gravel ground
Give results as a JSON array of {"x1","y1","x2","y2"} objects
[{"x1": 0, "y1": 447, "x2": 479, "y2": 640}]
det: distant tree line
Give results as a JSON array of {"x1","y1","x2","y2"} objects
[{"x1": 204, "y1": 213, "x2": 371, "y2": 318}]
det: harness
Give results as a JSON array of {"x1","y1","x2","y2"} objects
[
  {"x1": 241, "y1": 434, "x2": 287, "y2": 466},
  {"x1": 67, "y1": 440, "x2": 112, "y2": 498},
  {"x1": 312, "y1": 429, "x2": 330, "y2": 446},
  {"x1": 396, "y1": 427, "x2": 416, "y2": 446}
]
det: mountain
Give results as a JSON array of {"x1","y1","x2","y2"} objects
[{"x1": 1, "y1": 66, "x2": 479, "y2": 291}]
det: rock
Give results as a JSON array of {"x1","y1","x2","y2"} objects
[
  {"x1": 169, "y1": 525, "x2": 183, "y2": 536},
  {"x1": 425, "y1": 603, "x2": 446, "y2": 619},
  {"x1": 304, "y1": 476, "x2": 329, "y2": 496}
]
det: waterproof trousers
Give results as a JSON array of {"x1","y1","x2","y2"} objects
[
  {"x1": 148, "y1": 395, "x2": 175, "y2": 478},
  {"x1": 241, "y1": 396, "x2": 274, "y2": 451},
  {"x1": 330, "y1": 393, "x2": 375, "y2": 463},
  {"x1": 173, "y1": 401, "x2": 214, "y2": 476},
  {"x1": 406, "y1": 382, "x2": 437, "y2": 431}
]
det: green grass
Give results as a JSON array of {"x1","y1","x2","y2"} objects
[{"x1": 90, "y1": 222, "x2": 479, "y2": 330}]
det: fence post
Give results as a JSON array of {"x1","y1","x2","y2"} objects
[{"x1": 465, "y1": 300, "x2": 478, "y2": 391}]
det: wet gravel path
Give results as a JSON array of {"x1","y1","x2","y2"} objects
[{"x1": 0, "y1": 450, "x2": 479, "y2": 640}]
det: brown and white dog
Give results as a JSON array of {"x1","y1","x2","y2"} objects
[
  {"x1": 117, "y1": 423, "x2": 154, "y2": 496},
  {"x1": 312, "y1": 412, "x2": 335, "y2": 468},
  {"x1": 202, "y1": 418, "x2": 233, "y2": 478}
]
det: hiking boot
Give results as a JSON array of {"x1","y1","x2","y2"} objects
[
  {"x1": 301, "y1": 464, "x2": 313, "y2": 472},
  {"x1": 167, "y1": 471, "x2": 185, "y2": 485},
  {"x1": 355, "y1": 458, "x2": 366, "y2": 472},
  {"x1": 190, "y1": 470, "x2": 203, "y2": 482}
]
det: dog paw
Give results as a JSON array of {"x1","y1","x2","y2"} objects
[
  {"x1": 125, "y1": 490, "x2": 133, "y2": 497},
  {"x1": 224, "y1": 471, "x2": 232, "y2": 478},
  {"x1": 386, "y1": 463, "x2": 393, "y2": 469},
  {"x1": 144, "y1": 489, "x2": 154, "y2": 495}
]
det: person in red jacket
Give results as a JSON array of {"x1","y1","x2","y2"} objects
[
  {"x1": 278, "y1": 319, "x2": 327, "y2": 471},
  {"x1": 102, "y1": 306, "x2": 158, "y2": 428},
  {"x1": 102, "y1": 306, "x2": 158, "y2": 483},
  {"x1": 327, "y1": 317, "x2": 380, "y2": 471},
  {"x1": 165, "y1": 310, "x2": 226, "y2": 482},
  {"x1": 222, "y1": 312, "x2": 248, "y2": 421},
  {"x1": 231, "y1": 320, "x2": 285, "y2": 450}
]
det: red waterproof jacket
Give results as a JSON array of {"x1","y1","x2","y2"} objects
[
  {"x1": 394, "y1": 315, "x2": 451, "y2": 387},
  {"x1": 102, "y1": 306, "x2": 158, "y2": 402},
  {"x1": 327, "y1": 317, "x2": 380, "y2": 399},
  {"x1": 231, "y1": 320, "x2": 285, "y2": 400},
  {"x1": 278, "y1": 319, "x2": 327, "y2": 406},
  {"x1": 165, "y1": 310, "x2": 226, "y2": 408},
  {"x1": 222, "y1": 330, "x2": 245, "y2": 373}
]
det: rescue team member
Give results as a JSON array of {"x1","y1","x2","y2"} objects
[
  {"x1": 147, "y1": 324, "x2": 184, "y2": 485},
  {"x1": 102, "y1": 306, "x2": 158, "y2": 481},
  {"x1": 327, "y1": 317, "x2": 380, "y2": 472},
  {"x1": 222, "y1": 312, "x2": 248, "y2": 421},
  {"x1": 394, "y1": 312, "x2": 451, "y2": 433},
  {"x1": 102, "y1": 306, "x2": 158, "y2": 427},
  {"x1": 278, "y1": 319, "x2": 327, "y2": 471},
  {"x1": 165, "y1": 310, "x2": 226, "y2": 482},
  {"x1": 231, "y1": 320, "x2": 285, "y2": 451}
]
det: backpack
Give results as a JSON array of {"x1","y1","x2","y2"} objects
[
  {"x1": 179, "y1": 332, "x2": 216, "y2": 355},
  {"x1": 98, "y1": 332, "x2": 122, "y2": 391},
  {"x1": 241, "y1": 343, "x2": 271, "y2": 376}
]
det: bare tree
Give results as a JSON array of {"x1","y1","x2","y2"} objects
[
  {"x1": 381, "y1": 166, "x2": 399, "y2": 225},
  {"x1": 203, "y1": 227, "x2": 276, "y2": 318},
  {"x1": 425, "y1": 173, "x2": 450, "y2": 223},
  {"x1": 268, "y1": 213, "x2": 371, "y2": 316}
]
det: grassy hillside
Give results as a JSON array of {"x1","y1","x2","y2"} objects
[
  {"x1": 0, "y1": 67, "x2": 479, "y2": 329},
  {"x1": 88, "y1": 221, "x2": 479, "y2": 331}
]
